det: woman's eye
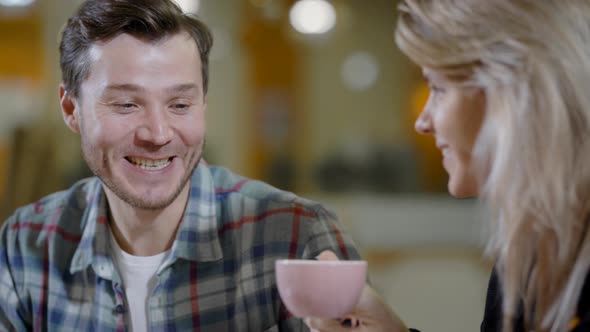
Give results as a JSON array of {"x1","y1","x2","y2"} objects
[{"x1": 429, "y1": 85, "x2": 446, "y2": 94}]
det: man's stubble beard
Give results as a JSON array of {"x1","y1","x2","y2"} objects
[{"x1": 81, "y1": 136, "x2": 206, "y2": 210}]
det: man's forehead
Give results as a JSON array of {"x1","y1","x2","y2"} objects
[
  {"x1": 84, "y1": 31, "x2": 200, "y2": 72},
  {"x1": 88, "y1": 31, "x2": 196, "y2": 59},
  {"x1": 79, "y1": 32, "x2": 203, "y2": 96}
]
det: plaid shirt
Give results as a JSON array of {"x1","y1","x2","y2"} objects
[{"x1": 0, "y1": 162, "x2": 360, "y2": 331}]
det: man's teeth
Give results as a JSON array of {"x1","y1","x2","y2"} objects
[{"x1": 128, "y1": 157, "x2": 171, "y2": 171}]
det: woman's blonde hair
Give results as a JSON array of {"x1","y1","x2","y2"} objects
[{"x1": 396, "y1": 1, "x2": 590, "y2": 331}]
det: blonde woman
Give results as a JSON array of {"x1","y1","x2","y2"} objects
[{"x1": 306, "y1": 0, "x2": 590, "y2": 331}]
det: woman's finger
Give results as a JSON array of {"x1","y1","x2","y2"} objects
[{"x1": 305, "y1": 316, "x2": 360, "y2": 332}]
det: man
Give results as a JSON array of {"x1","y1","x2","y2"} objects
[{"x1": 0, "y1": 0, "x2": 359, "y2": 331}]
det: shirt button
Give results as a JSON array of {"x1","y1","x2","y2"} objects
[{"x1": 115, "y1": 305, "x2": 125, "y2": 314}]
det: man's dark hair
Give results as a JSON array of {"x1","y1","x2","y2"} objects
[{"x1": 59, "y1": 0, "x2": 213, "y2": 97}]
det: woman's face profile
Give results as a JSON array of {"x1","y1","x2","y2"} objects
[{"x1": 415, "y1": 68, "x2": 486, "y2": 198}]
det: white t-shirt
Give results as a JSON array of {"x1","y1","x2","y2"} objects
[{"x1": 109, "y1": 232, "x2": 169, "y2": 332}]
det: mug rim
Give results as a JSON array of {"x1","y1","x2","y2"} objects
[{"x1": 275, "y1": 259, "x2": 367, "y2": 266}]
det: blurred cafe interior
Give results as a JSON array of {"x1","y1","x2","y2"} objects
[{"x1": 0, "y1": 0, "x2": 491, "y2": 330}]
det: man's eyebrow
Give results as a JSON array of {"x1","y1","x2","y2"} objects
[
  {"x1": 104, "y1": 84, "x2": 146, "y2": 93},
  {"x1": 102, "y1": 83, "x2": 201, "y2": 95},
  {"x1": 166, "y1": 83, "x2": 200, "y2": 94}
]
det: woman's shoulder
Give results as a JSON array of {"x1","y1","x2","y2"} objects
[
  {"x1": 572, "y1": 271, "x2": 590, "y2": 330},
  {"x1": 480, "y1": 268, "x2": 525, "y2": 332},
  {"x1": 481, "y1": 269, "x2": 506, "y2": 332}
]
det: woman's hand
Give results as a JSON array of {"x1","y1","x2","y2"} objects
[{"x1": 304, "y1": 251, "x2": 409, "y2": 332}]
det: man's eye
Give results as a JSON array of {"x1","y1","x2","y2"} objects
[
  {"x1": 115, "y1": 103, "x2": 137, "y2": 109},
  {"x1": 172, "y1": 103, "x2": 190, "y2": 111}
]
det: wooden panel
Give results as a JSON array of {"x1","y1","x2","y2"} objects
[
  {"x1": 240, "y1": 1, "x2": 304, "y2": 191},
  {"x1": 0, "y1": 12, "x2": 44, "y2": 80},
  {"x1": 0, "y1": 10, "x2": 45, "y2": 221},
  {"x1": 0, "y1": 141, "x2": 8, "y2": 203}
]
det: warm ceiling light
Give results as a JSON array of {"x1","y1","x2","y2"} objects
[
  {"x1": 289, "y1": 0, "x2": 336, "y2": 35},
  {"x1": 0, "y1": 0, "x2": 35, "y2": 7}
]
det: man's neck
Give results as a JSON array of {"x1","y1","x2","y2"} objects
[{"x1": 105, "y1": 184, "x2": 190, "y2": 256}]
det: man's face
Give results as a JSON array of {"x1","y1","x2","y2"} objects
[{"x1": 64, "y1": 32, "x2": 206, "y2": 210}]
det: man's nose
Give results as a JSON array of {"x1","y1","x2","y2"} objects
[{"x1": 136, "y1": 109, "x2": 173, "y2": 145}]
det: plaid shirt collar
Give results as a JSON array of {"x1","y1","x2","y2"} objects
[{"x1": 69, "y1": 162, "x2": 223, "y2": 276}]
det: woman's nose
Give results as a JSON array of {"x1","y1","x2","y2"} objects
[{"x1": 414, "y1": 108, "x2": 434, "y2": 135}]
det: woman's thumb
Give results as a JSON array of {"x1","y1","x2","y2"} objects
[{"x1": 316, "y1": 250, "x2": 340, "y2": 261}]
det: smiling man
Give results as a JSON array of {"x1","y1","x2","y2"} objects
[{"x1": 0, "y1": 1, "x2": 359, "y2": 331}]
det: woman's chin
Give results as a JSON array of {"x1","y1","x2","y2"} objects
[{"x1": 447, "y1": 179, "x2": 478, "y2": 199}]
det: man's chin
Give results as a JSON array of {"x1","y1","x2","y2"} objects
[
  {"x1": 124, "y1": 196, "x2": 179, "y2": 210},
  {"x1": 97, "y1": 161, "x2": 197, "y2": 211},
  {"x1": 103, "y1": 181, "x2": 187, "y2": 211}
]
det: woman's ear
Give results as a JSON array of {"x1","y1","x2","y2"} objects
[{"x1": 59, "y1": 84, "x2": 80, "y2": 133}]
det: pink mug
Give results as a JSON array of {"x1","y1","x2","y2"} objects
[{"x1": 275, "y1": 259, "x2": 368, "y2": 318}]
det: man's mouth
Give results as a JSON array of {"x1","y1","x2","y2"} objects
[{"x1": 125, "y1": 156, "x2": 173, "y2": 171}]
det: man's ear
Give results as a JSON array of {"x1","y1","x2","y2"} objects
[{"x1": 59, "y1": 84, "x2": 80, "y2": 133}]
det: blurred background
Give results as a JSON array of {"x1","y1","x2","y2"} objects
[{"x1": 0, "y1": 0, "x2": 490, "y2": 330}]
